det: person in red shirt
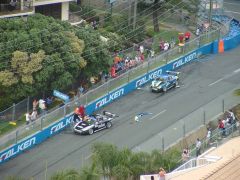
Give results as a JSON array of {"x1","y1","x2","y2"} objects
[
  {"x1": 178, "y1": 33, "x2": 185, "y2": 44},
  {"x1": 79, "y1": 105, "x2": 85, "y2": 118},
  {"x1": 185, "y1": 31, "x2": 191, "y2": 41}
]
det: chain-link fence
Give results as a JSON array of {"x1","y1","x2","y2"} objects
[{"x1": 0, "y1": 28, "x2": 222, "y2": 152}]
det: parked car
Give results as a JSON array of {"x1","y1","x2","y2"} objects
[{"x1": 150, "y1": 72, "x2": 179, "y2": 93}]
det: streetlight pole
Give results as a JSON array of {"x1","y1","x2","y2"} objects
[{"x1": 209, "y1": 0, "x2": 213, "y2": 28}]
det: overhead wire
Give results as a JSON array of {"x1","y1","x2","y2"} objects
[{"x1": 0, "y1": 0, "x2": 179, "y2": 68}]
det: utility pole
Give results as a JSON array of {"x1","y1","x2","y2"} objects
[
  {"x1": 128, "y1": 0, "x2": 132, "y2": 26},
  {"x1": 209, "y1": 0, "x2": 213, "y2": 28},
  {"x1": 133, "y1": 0, "x2": 138, "y2": 29}
]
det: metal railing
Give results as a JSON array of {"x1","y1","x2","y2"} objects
[
  {"x1": 0, "y1": 28, "x2": 223, "y2": 152},
  {"x1": 0, "y1": 0, "x2": 33, "y2": 17}
]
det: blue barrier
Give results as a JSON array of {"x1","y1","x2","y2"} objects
[{"x1": 0, "y1": 19, "x2": 239, "y2": 164}]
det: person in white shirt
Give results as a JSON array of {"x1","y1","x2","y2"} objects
[
  {"x1": 164, "y1": 42, "x2": 169, "y2": 51},
  {"x1": 31, "y1": 110, "x2": 38, "y2": 122},
  {"x1": 196, "y1": 138, "x2": 201, "y2": 157},
  {"x1": 26, "y1": 113, "x2": 31, "y2": 125}
]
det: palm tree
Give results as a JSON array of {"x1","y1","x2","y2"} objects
[
  {"x1": 80, "y1": 162, "x2": 100, "y2": 180},
  {"x1": 50, "y1": 169, "x2": 81, "y2": 180},
  {"x1": 92, "y1": 142, "x2": 119, "y2": 179},
  {"x1": 5, "y1": 176, "x2": 26, "y2": 180}
]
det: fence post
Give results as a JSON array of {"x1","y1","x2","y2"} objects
[
  {"x1": 27, "y1": 96, "x2": 30, "y2": 113},
  {"x1": 147, "y1": 61, "x2": 150, "y2": 73},
  {"x1": 183, "y1": 121, "x2": 186, "y2": 137},
  {"x1": 41, "y1": 117, "x2": 44, "y2": 131},
  {"x1": 127, "y1": 71, "x2": 130, "y2": 83},
  {"x1": 64, "y1": 105, "x2": 66, "y2": 117},
  {"x1": 12, "y1": 103, "x2": 16, "y2": 122},
  {"x1": 222, "y1": 99, "x2": 225, "y2": 112},
  {"x1": 162, "y1": 136, "x2": 165, "y2": 151},
  {"x1": 203, "y1": 110, "x2": 206, "y2": 125},
  {"x1": 15, "y1": 130, "x2": 18, "y2": 144}
]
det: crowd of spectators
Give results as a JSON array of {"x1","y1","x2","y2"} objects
[{"x1": 25, "y1": 97, "x2": 54, "y2": 125}]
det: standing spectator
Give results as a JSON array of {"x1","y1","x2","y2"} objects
[
  {"x1": 206, "y1": 128, "x2": 212, "y2": 146},
  {"x1": 33, "y1": 99, "x2": 38, "y2": 111},
  {"x1": 196, "y1": 138, "x2": 202, "y2": 157},
  {"x1": 178, "y1": 33, "x2": 185, "y2": 44},
  {"x1": 196, "y1": 27, "x2": 200, "y2": 36},
  {"x1": 218, "y1": 119, "x2": 225, "y2": 136},
  {"x1": 150, "y1": 49, "x2": 155, "y2": 58},
  {"x1": 228, "y1": 110, "x2": 236, "y2": 124},
  {"x1": 26, "y1": 112, "x2": 31, "y2": 125},
  {"x1": 39, "y1": 99, "x2": 47, "y2": 114},
  {"x1": 184, "y1": 31, "x2": 191, "y2": 42},
  {"x1": 139, "y1": 45, "x2": 144, "y2": 54},
  {"x1": 182, "y1": 148, "x2": 190, "y2": 163},
  {"x1": 78, "y1": 85, "x2": 84, "y2": 96},
  {"x1": 158, "y1": 167, "x2": 166, "y2": 180},
  {"x1": 164, "y1": 42, "x2": 170, "y2": 51},
  {"x1": 31, "y1": 110, "x2": 38, "y2": 122}
]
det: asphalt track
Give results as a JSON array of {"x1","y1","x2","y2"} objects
[{"x1": 1, "y1": 46, "x2": 240, "y2": 179}]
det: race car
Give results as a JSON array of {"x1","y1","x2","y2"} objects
[
  {"x1": 150, "y1": 71, "x2": 180, "y2": 93},
  {"x1": 73, "y1": 113, "x2": 114, "y2": 135}
]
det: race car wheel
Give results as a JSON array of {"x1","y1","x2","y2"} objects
[
  {"x1": 88, "y1": 129, "x2": 94, "y2": 135},
  {"x1": 175, "y1": 80, "x2": 179, "y2": 87},
  {"x1": 106, "y1": 122, "x2": 112, "y2": 129},
  {"x1": 163, "y1": 86, "x2": 167, "y2": 92}
]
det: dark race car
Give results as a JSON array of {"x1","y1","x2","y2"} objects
[
  {"x1": 73, "y1": 113, "x2": 114, "y2": 135},
  {"x1": 150, "y1": 71, "x2": 180, "y2": 93}
]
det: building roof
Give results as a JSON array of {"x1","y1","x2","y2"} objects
[{"x1": 167, "y1": 136, "x2": 240, "y2": 180}]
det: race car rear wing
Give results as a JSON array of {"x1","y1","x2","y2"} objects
[
  {"x1": 166, "y1": 71, "x2": 180, "y2": 76},
  {"x1": 103, "y1": 111, "x2": 119, "y2": 118}
]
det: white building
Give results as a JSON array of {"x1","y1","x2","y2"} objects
[{"x1": 0, "y1": 0, "x2": 74, "y2": 20}]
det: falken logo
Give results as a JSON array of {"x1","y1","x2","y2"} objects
[
  {"x1": 136, "y1": 69, "x2": 162, "y2": 87},
  {"x1": 173, "y1": 52, "x2": 197, "y2": 69},
  {"x1": 95, "y1": 88, "x2": 124, "y2": 109},
  {"x1": 0, "y1": 137, "x2": 36, "y2": 163},
  {"x1": 50, "y1": 115, "x2": 74, "y2": 134}
]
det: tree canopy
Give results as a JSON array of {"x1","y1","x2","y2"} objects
[{"x1": 0, "y1": 14, "x2": 115, "y2": 110}]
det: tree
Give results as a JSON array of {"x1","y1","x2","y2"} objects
[
  {"x1": 80, "y1": 162, "x2": 100, "y2": 180},
  {"x1": 50, "y1": 169, "x2": 81, "y2": 180}
]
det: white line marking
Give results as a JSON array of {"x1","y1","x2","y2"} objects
[
  {"x1": 85, "y1": 153, "x2": 93, "y2": 160},
  {"x1": 224, "y1": 2, "x2": 240, "y2": 6},
  {"x1": 234, "y1": 68, "x2": 240, "y2": 73},
  {"x1": 150, "y1": 109, "x2": 167, "y2": 120},
  {"x1": 208, "y1": 78, "x2": 223, "y2": 86},
  {"x1": 225, "y1": 10, "x2": 240, "y2": 15}
]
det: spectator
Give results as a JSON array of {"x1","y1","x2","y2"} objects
[
  {"x1": 79, "y1": 85, "x2": 84, "y2": 96},
  {"x1": 228, "y1": 110, "x2": 236, "y2": 124},
  {"x1": 33, "y1": 99, "x2": 38, "y2": 111},
  {"x1": 45, "y1": 96, "x2": 53, "y2": 108},
  {"x1": 26, "y1": 112, "x2": 31, "y2": 125},
  {"x1": 159, "y1": 40, "x2": 165, "y2": 51},
  {"x1": 139, "y1": 45, "x2": 144, "y2": 54},
  {"x1": 206, "y1": 128, "x2": 212, "y2": 146},
  {"x1": 185, "y1": 31, "x2": 191, "y2": 42},
  {"x1": 178, "y1": 33, "x2": 185, "y2": 44},
  {"x1": 196, "y1": 27, "x2": 200, "y2": 36},
  {"x1": 39, "y1": 99, "x2": 47, "y2": 114},
  {"x1": 164, "y1": 42, "x2": 170, "y2": 51},
  {"x1": 151, "y1": 175, "x2": 155, "y2": 180},
  {"x1": 182, "y1": 148, "x2": 190, "y2": 162},
  {"x1": 31, "y1": 110, "x2": 38, "y2": 122},
  {"x1": 158, "y1": 167, "x2": 166, "y2": 180},
  {"x1": 218, "y1": 119, "x2": 225, "y2": 137},
  {"x1": 150, "y1": 49, "x2": 155, "y2": 58},
  {"x1": 196, "y1": 138, "x2": 201, "y2": 157}
]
